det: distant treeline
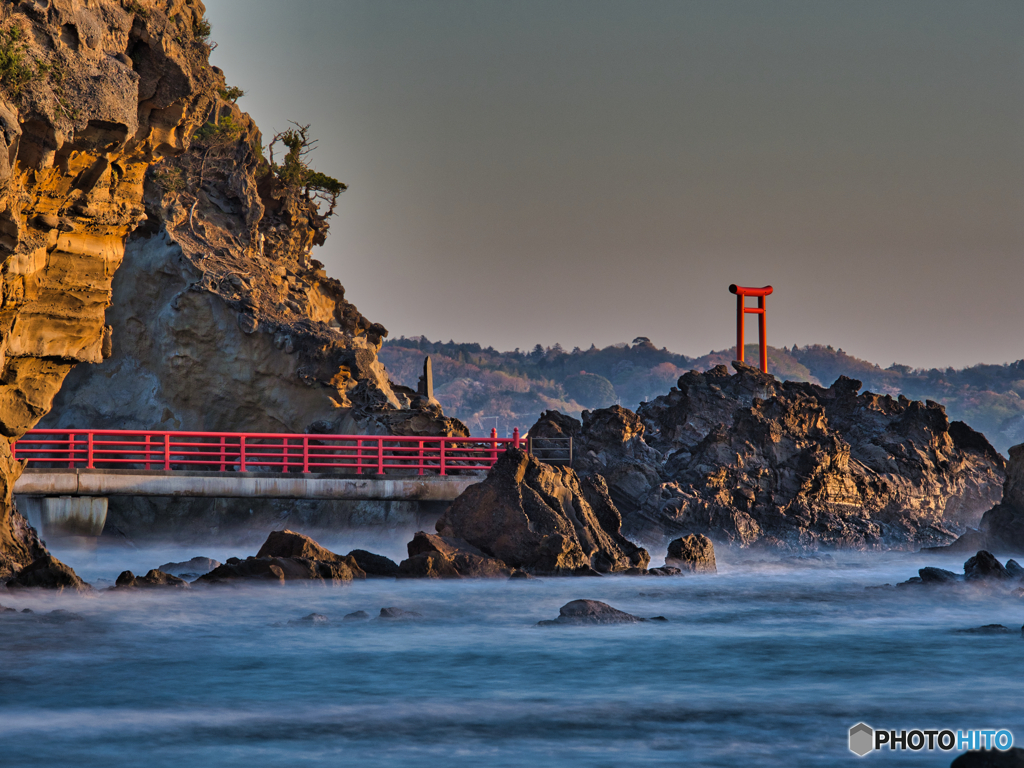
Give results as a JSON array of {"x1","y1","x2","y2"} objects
[{"x1": 379, "y1": 337, "x2": 1024, "y2": 453}]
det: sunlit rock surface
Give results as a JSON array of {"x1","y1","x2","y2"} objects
[
  {"x1": 0, "y1": 0, "x2": 214, "y2": 580},
  {"x1": 532, "y1": 362, "x2": 1005, "y2": 550}
]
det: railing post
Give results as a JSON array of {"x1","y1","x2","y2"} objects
[
  {"x1": 417, "y1": 440, "x2": 424, "y2": 476},
  {"x1": 490, "y1": 428, "x2": 498, "y2": 467},
  {"x1": 144, "y1": 433, "x2": 151, "y2": 471},
  {"x1": 528, "y1": 436, "x2": 532, "y2": 457},
  {"x1": 219, "y1": 436, "x2": 226, "y2": 472},
  {"x1": 282, "y1": 437, "x2": 288, "y2": 473},
  {"x1": 303, "y1": 436, "x2": 309, "y2": 473},
  {"x1": 239, "y1": 435, "x2": 247, "y2": 472},
  {"x1": 377, "y1": 437, "x2": 384, "y2": 475},
  {"x1": 164, "y1": 432, "x2": 171, "y2": 471},
  {"x1": 356, "y1": 438, "x2": 362, "y2": 474},
  {"x1": 513, "y1": 427, "x2": 520, "y2": 450},
  {"x1": 439, "y1": 439, "x2": 446, "y2": 476},
  {"x1": 87, "y1": 431, "x2": 94, "y2": 469},
  {"x1": 68, "y1": 433, "x2": 75, "y2": 469}
]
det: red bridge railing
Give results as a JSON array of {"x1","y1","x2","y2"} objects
[{"x1": 13, "y1": 429, "x2": 526, "y2": 476}]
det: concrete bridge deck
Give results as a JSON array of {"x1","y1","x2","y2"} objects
[{"x1": 14, "y1": 468, "x2": 483, "y2": 501}]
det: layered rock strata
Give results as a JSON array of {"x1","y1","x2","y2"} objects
[
  {"x1": 531, "y1": 362, "x2": 1005, "y2": 550},
  {"x1": 936, "y1": 444, "x2": 1024, "y2": 553},
  {"x1": 0, "y1": 0, "x2": 215, "y2": 578}
]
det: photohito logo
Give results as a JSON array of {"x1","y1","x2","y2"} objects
[{"x1": 848, "y1": 723, "x2": 1014, "y2": 757}]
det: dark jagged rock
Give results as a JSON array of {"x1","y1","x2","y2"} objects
[
  {"x1": 1006, "y1": 560, "x2": 1024, "y2": 580},
  {"x1": 255, "y1": 530, "x2": 366, "y2": 578},
  {"x1": 951, "y1": 748, "x2": 1024, "y2": 768},
  {"x1": 0, "y1": 604, "x2": 15, "y2": 613},
  {"x1": 533, "y1": 362, "x2": 1005, "y2": 550},
  {"x1": 6, "y1": 555, "x2": 88, "y2": 592},
  {"x1": 435, "y1": 449, "x2": 649, "y2": 575},
  {"x1": 964, "y1": 551, "x2": 1011, "y2": 582},
  {"x1": 289, "y1": 613, "x2": 330, "y2": 626},
  {"x1": 918, "y1": 567, "x2": 960, "y2": 584},
  {"x1": 343, "y1": 610, "x2": 370, "y2": 621},
  {"x1": 538, "y1": 599, "x2": 646, "y2": 625},
  {"x1": 666, "y1": 534, "x2": 717, "y2": 573},
  {"x1": 115, "y1": 569, "x2": 189, "y2": 590},
  {"x1": 346, "y1": 550, "x2": 399, "y2": 578},
  {"x1": 197, "y1": 532, "x2": 360, "y2": 585},
  {"x1": 157, "y1": 558, "x2": 222, "y2": 578}
]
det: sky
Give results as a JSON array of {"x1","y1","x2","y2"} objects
[{"x1": 204, "y1": 0, "x2": 1024, "y2": 370}]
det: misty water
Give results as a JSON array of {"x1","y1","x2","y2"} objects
[{"x1": 2, "y1": 542, "x2": 1022, "y2": 767}]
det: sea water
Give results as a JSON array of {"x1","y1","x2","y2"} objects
[{"x1": 1, "y1": 543, "x2": 1022, "y2": 768}]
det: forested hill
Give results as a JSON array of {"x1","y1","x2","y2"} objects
[{"x1": 379, "y1": 337, "x2": 1024, "y2": 454}]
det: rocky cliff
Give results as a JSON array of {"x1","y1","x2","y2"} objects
[
  {"x1": 41, "y1": 99, "x2": 465, "y2": 437},
  {"x1": 2, "y1": 0, "x2": 463, "y2": 571},
  {"x1": 531, "y1": 362, "x2": 1005, "y2": 550},
  {"x1": 0, "y1": 0, "x2": 214, "y2": 577}
]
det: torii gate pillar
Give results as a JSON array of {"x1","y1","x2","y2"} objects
[{"x1": 729, "y1": 284, "x2": 773, "y2": 373}]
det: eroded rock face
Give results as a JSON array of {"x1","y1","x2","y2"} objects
[
  {"x1": 435, "y1": 448, "x2": 650, "y2": 575},
  {"x1": 666, "y1": 534, "x2": 717, "y2": 573},
  {"x1": 0, "y1": 0, "x2": 214, "y2": 579},
  {"x1": 540, "y1": 362, "x2": 1005, "y2": 551}
]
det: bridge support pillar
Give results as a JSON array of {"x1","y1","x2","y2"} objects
[{"x1": 17, "y1": 496, "x2": 108, "y2": 543}]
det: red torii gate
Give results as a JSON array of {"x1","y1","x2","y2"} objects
[{"x1": 729, "y1": 284, "x2": 773, "y2": 373}]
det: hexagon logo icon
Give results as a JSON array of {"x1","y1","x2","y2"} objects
[{"x1": 849, "y1": 723, "x2": 874, "y2": 757}]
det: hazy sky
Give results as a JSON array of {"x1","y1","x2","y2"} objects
[{"x1": 205, "y1": 1, "x2": 1023, "y2": 369}]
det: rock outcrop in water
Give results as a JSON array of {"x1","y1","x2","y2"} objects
[
  {"x1": 531, "y1": 362, "x2": 1005, "y2": 550},
  {"x1": 434, "y1": 448, "x2": 650, "y2": 575},
  {"x1": 0, "y1": 0, "x2": 214, "y2": 581},
  {"x1": 537, "y1": 599, "x2": 651, "y2": 625},
  {"x1": 895, "y1": 550, "x2": 1023, "y2": 589},
  {"x1": 194, "y1": 530, "x2": 402, "y2": 585},
  {"x1": 666, "y1": 534, "x2": 717, "y2": 573}
]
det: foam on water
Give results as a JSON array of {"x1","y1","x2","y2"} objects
[{"x1": 2, "y1": 546, "x2": 1022, "y2": 767}]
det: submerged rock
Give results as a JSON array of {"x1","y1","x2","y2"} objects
[
  {"x1": 435, "y1": 449, "x2": 649, "y2": 575},
  {"x1": 157, "y1": 558, "x2": 222, "y2": 579},
  {"x1": 115, "y1": 570, "x2": 189, "y2": 590},
  {"x1": 666, "y1": 534, "x2": 717, "y2": 574},
  {"x1": 7, "y1": 556, "x2": 89, "y2": 592},
  {"x1": 289, "y1": 613, "x2": 330, "y2": 626},
  {"x1": 0, "y1": 604, "x2": 15, "y2": 613},
  {"x1": 378, "y1": 607, "x2": 423, "y2": 620},
  {"x1": 538, "y1": 599, "x2": 647, "y2": 626},
  {"x1": 343, "y1": 610, "x2": 370, "y2": 621},
  {"x1": 953, "y1": 625, "x2": 1012, "y2": 635},
  {"x1": 951, "y1": 748, "x2": 1024, "y2": 768}
]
